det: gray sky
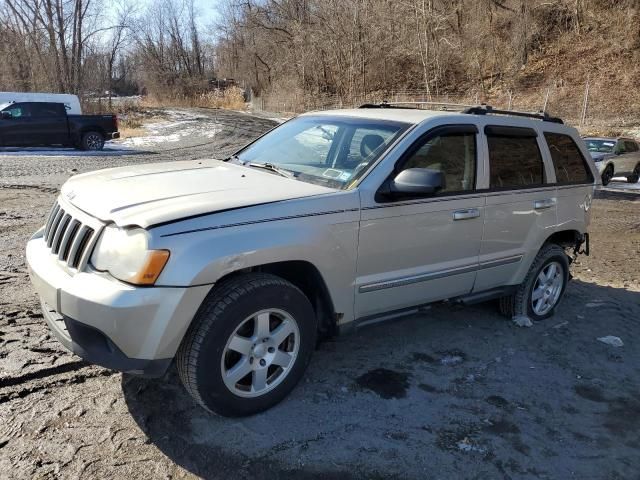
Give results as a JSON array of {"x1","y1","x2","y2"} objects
[{"x1": 193, "y1": 0, "x2": 221, "y2": 26}]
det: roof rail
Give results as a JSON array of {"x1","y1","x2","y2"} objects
[
  {"x1": 463, "y1": 105, "x2": 564, "y2": 124},
  {"x1": 359, "y1": 100, "x2": 476, "y2": 111}
]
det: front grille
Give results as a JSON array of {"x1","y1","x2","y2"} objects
[{"x1": 43, "y1": 201, "x2": 98, "y2": 270}]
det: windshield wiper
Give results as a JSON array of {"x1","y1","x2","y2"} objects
[
  {"x1": 226, "y1": 155, "x2": 295, "y2": 179},
  {"x1": 247, "y1": 162, "x2": 295, "y2": 179}
]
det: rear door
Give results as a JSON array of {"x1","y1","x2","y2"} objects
[
  {"x1": 355, "y1": 124, "x2": 485, "y2": 319},
  {"x1": 0, "y1": 102, "x2": 33, "y2": 146},
  {"x1": 29, "y1": 102, "x2": 68, "y2": 145},
  {"x1": 621, "y1": 139, "x2": 640, "y2": 176},
  {"x1": 474, "y1": 125, "x2": 557, "y2": 291},
  {"x1": 542, "y1": 130, "x2": 595, "y2": 241}
]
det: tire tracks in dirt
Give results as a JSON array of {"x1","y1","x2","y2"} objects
[{"x1": 0, "y1": 364, "x2": 115, "y2": 404}]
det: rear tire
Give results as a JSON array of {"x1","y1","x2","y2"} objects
[
  {"x1": 601, "y1": 165, "x2": 614, "y2": 186},
  {"x1": 177, "y1": 273, "x2": 317, "y2": 417},
  {"x1": 498, "y1": 244, "x2": 570, "y2": 321},
  {"x1": 626, "y1": 165, "x2": 640, "y2": 183},
  {"x1": 81, "y1": 131, "x2": 104, "y2": 151}
]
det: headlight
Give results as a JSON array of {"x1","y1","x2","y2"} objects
[{"x1": 90, "y1": 226, "x2": 170, "y2": 285}]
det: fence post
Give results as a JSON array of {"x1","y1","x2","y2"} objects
[
  {"x1": 580, "y1": 77, "x2": 590, "y2": 127},
  {"x1": 543, "y1": 87, "x2": 550, "y2": 112},
  {"x1": 508, "y1": 90, "x2": 513, "y2": 110}
]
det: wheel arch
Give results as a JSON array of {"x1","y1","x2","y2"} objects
[
  {"x1": 213, "y1": 261, "x2": 338, "y2": 339},
  {"x1": 80, "y1": 126, "x2": 107, "y2": 138},
  {"x1": 544, "y1": 229, "x2": 584, "y2": 249},
  {"x1": 603, "y1": 161, "x2": 615, "y2": 173}
]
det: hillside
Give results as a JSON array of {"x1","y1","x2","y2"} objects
[{"x1": 213, "y1": 0, "x2": 640, "y2": 131}]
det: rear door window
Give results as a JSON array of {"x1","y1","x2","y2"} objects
[
  {"x1": 31, "y1": 103, "x2": 65, "y2": 117},
  {"x1": 486, "y1": 126, "x2": 545, "y2": 189},
  {"x1": 544, "y1": 133, "x2": 593, "y2": 184}
]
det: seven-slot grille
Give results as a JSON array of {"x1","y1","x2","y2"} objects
[{"x1": 43, "y1": 201, "x2": 97, "y2": 270}]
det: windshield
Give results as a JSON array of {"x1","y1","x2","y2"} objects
[
  {"x1": 584, "y1": 139, "x2": 616, "y2": 153},
  {"x1": 233, "y1": 115, "x2": 409, "y2": 189}
]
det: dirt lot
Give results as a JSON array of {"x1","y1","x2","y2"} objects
[{"x1": 1, "y1": 109, "x2": 639, "y2": 479}]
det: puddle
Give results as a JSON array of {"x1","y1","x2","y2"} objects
[
  {"x1": 484, "y1": 418, "x2": 520, "y2": 435},
  {"x1": 355, "y1": 368, "x2": 410, "y2": 399},
  {"x1": 574, "y1": 384, "x2": 607, "y2": 403},
  {"x1": 486, "y1": 395, "x2": 510, "y2": 409},
  {"x1": 411, "y1": 352, "x2": 436, "y2": 363},
  {"x1": 419, "y1": 383, "x2": 440, "y2": 393}
]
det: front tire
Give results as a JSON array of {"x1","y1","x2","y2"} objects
[
  {"x1": 499, "y1": 244, "x2": 570, "y2": 321},
  {"x1": 601, "y1": 165, "x2": 614, "y2": 186},
  {"x1": 81, "y1": 131, "x2": 105, "y2": 151},
  {"x1": 177, "y1": 273, "x2": 317, "y2": 416}
]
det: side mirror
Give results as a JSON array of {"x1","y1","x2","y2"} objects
[
  {"x1": 389, "y1": 168, "x2": 444, "y2": 197},
  {"x1": 0, "y1": 111, "x2": 12, "y2": 119}
]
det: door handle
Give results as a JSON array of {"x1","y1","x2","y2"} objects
[
  {"x1": 533, "y1": 198, "x2": 557, "y2": 210},
  {"x1": 453, "y1": 208, "x2": 480, "y2": 221}
]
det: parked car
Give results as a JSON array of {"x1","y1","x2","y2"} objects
[
  {"x1": 583, "y1": 136, "x2": 640, "y2": 186},
  {"x1": 0, "y1": 91, "x2": 81, "y2": 114},
  {"x1": 0, "y1": 101, "x2": 119, "y2": 150},
  {"x1": 27, "y1": 105, "x2": 596, "y2": 416}
]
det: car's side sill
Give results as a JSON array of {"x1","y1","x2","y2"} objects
[
  {"x1": 455, "y1": 285, "x2": 517, "y2": 305},
  {"x1": 342, "y1": 285, "x2": 517, "y2": 334}
]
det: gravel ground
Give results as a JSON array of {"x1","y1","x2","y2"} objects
[{"x1": 1, "y1": 109, "x2": 639, "y2": 479}]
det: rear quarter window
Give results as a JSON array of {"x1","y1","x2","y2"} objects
[
  {"x1": 623, "y1": 140, "x2": 639, "y2": 153},
  {"x1": 31, "y1": 103, "x2": 65, "y2": 117},
  {"x1": 544, "y1": 133, "x2": 594, "y2": 184},
  {"x1": 486, "y1": 127, "x2": 545, "y2": 189}
]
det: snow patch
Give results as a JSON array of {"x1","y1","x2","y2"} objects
[
  {"x1": 117, "y1": 109, "x2": 222, "y2": 147},
  {"x1": 512, "y1": 315, "x2": 533, "y2": 327},
  {"x1": 0, "y1": 146, "x2": 143, "y2": 157},
  {"x1": 597, "y1": 336, "x2": 624, "y2": 347}
]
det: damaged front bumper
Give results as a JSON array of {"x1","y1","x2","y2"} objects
[{"x1": 26, "y1": 227, "x2": 210, "y2": 377}]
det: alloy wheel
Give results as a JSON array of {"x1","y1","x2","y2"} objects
[
  {"x1": 531, "y1": 261, "x2": 564, "y2": 316},
  {"x1": 221, "y1": 308, "x2": 300, "y2": 398},
  {"x1": 85, "y1": 133, "x2": 103, "y2": 150}
]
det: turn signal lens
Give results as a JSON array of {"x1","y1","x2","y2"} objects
[{"x1": 129, "y1": 250, "x2": 170, "y2": 285}]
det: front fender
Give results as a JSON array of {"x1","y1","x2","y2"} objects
[{"x1": 149, "y1": 193, "x2": 361, "y2": 323}]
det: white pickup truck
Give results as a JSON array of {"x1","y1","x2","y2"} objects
[{"x1": 27, "y1": 104, "x2": 596, "y2": 416}]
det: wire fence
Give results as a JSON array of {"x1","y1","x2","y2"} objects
[{"x1": 251, "y1": 78, "x2": 640, "y2": 134}]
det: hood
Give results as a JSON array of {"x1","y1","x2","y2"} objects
[
  {"x1": 589, "y1": 152, "x2": 613, "y2": 162},
  {"x1": 61, "y1": 159, "x2": 336, "y2": 228}
]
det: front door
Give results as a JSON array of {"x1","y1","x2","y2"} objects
[
  {"x1": 29, "y1": 102, "x2": 68, "y2": 145},
  {"x1": 355, "y1": 125, "x2": 485, "y2": 319},
  {"x1": 0, "y1": 102, "x2": 33, "y2": 146}
]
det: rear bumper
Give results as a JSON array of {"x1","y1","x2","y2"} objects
[
  {"x1": 109, "y1": 132, "x2": 120, "y2": 140},
  {"x1": 27, "y1": 228, "x2": 211, "y2": 376}
]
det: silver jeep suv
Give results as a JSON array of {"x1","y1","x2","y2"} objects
[
  {"x1": 27, "y1": 104, "x2": 596, "y2": 416},
  {"x1": 584, "y1": 136, "x2": 640, "y2": 186}
]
